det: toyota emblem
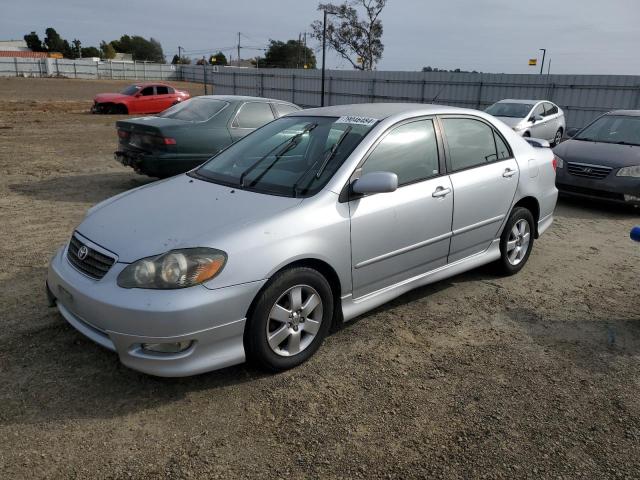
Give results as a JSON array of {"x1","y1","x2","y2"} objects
[{"x1": 77, "y1": 246, "x2": 89, "y2": 261}]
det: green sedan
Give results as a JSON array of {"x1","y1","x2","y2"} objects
[{"x1": 114, "y1": 95, "x2": 301, "y2": 178}]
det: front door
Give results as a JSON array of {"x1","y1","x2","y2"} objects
[
  {"x1": 349, "y1": 119, "x2": 453, "y2": 299},
  {"x1": 134, "y1": 86, "x2": 156, "y2": 114},
  {"x1": 439, "y1": 116, "x2": 519, "y2": 263}
]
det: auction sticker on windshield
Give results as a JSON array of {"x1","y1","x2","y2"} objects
[{"x1": 335, "y1": 116, "x2": 378, "y2": 126}]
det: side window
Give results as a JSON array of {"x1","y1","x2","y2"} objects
[
  {"x1": 442, "y1": 118, "x2": 498, "y2": 171},
  {"x1": 532, "y1": 104, "x2": 545, "y2": 119},
  {"x1": 544, "y1": 103, "x2": 558, "y2": 116},
  {"x1": 494, "y1": 131, "x2": 511, "y2": 160},
  {"x1": 166, "y1": 86, "x2": 175, "y2": 94},
  {"x1": 234, "y1": 102, "x2": 275, "y2": 129},
  {"x1": 361, "y1": 120, "x2": 440, "y2": 185},
  {"x1": 139, "y1": 87, "x2": 154, "y2": 96},
  {"x1": 156, "y1": 86, "x2": 169, "y2": 95},
  {"x1": 274, "y1": 103, "x2": 300, "y2": 117}
]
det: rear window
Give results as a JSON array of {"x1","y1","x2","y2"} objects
[{"x1": 157, "y1": 98, "x2": 228, "y2": 122}]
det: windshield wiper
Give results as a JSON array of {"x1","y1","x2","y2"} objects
[
  {"x1": 238, "y1": 123, "x2": 317, "y2": 187},
  {"x1": 292, "y1": 126, "x2": 353, "y2": 197}
]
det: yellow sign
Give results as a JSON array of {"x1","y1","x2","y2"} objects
[{"x1": 528, "y1": 58, "x2": 537, "y2": 66}]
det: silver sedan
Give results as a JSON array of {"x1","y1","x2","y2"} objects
[
  {"x1": 485, "y1": 99, "x2": 566, "y2": 146},
  {"x1": 47, "y1": 104, "x2": 558, "y2": 376}
]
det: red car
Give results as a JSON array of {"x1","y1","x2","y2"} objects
[{"x1": 91, "y1": 82, "x2": 190, "y2": 115}]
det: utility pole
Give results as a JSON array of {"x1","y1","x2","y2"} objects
[
  {"x1": 237, "y1": 32, "x2": 241, "y2": 65},
  {"x1": 539, "y1": 48, "x2": 546, "y2": 75},
  {"x1": 297, "y1": 32, "x2": 302, "y2": 68},
  {"x1": 303, "y1": 32, "x2": 307, "y2": 67},
  {"x1": 321, "y1": 10, "x2": 328, "y2": 106},
  {"x1": 178, "y1": 46, "x2": 182, "y2": 63}
]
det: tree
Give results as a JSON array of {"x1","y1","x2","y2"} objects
[
  {"x1": 209, "y1": 52, "x2": 228, "y2": 66},
  {"x1": 171, "y1": 54, "x2": 191, "y2": 64},
  {"x1": 310, "y1": 0, "x2": 385, "y2": 70},
  {"x1": 100, "y1": 41, "x2": 116, "y2": 59},
  {"x1": 261, "y1": 40, "x2": 316, "y2": 68},
  {"x1": 24, "y1": 31, "x2": 44, "y2": 51},
  {"x1": 81, "y1": 46, "x2": 101, "y2": 58},
  {"x1": 43, "y1": 27, "x2": 66, "y2": 53},
  {"x1": 110, "y1": 35, "x2": 165, "y2": 63}
]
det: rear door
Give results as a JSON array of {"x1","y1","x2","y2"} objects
[
  {"x1": 229, "y1": 101, "x2": 276, "y2": 141},
  {"x1": 349, "y1": 118, "x2": 453, "y2": 298},
  {"x1": 154, "y1": 85, "x2": 174, "y2": 113},
  {"x1": 543, "y1": 102, "x2": 561, "y2": 139},
  {"x1": 439, "y1": 116, "x2": 518, "y2": 263}
]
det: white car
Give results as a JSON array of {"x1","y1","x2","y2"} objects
[{"x1": 485, "y1": 99, "x2": 566, "y2": 146}]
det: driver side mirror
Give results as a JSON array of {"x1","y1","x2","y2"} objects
[
  {"x1": 352, "y1": 171, "x2": 398, "y2": 195},
  {"x1": 530, "y1": 114, "x2": 543, "y2": 123},
  {"x1": 566, "y1": 127, "x2": 580, "y2": 138}
]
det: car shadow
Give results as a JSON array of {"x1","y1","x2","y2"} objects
[
  {"x1": 9, "y1": 172, "x2": 157, "y2": 204},
  {"x1": 556, "y1": 195, "x2": 640, "y2": 220}
]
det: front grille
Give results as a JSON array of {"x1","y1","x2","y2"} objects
[
  {"x1": 557, "y1": 184, "x2": 625, "y2": 201},
  {"x1": 66, "y1": 235, "x2": 116, "y2": 280},
  {"x1": 567, "y1": 162, "x2": 612, "y2": 179}
]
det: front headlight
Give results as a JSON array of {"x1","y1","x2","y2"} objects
[
  {"x1": 616, "y1": 166, "x2": 640, "y2": 178},
  {"x1": 117, "y1": 248, "x2": 227, "y2": 289},
  {"x1": 555, "y1": 155, "x2": 564, "y2": 169}
]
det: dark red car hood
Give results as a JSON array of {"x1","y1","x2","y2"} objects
[{"x1": 94, "y1": 93, "x2": 130, "y2": 103}]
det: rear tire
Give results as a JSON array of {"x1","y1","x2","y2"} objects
[
  {"x1": 552, "y1": 128, "x2": 563, "y2": 146},
  {"x1": 244, "y1": 267, "x2": 333, "y2": 372},
  {"x1": 497, "y1": 207, "x2": 535, "y2": 275}
]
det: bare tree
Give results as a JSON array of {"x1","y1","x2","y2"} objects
[{"x1": 310, "y1": 0, "x2": 386, "y2": 71}]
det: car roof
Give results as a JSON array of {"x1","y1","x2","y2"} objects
[
  {"x1": 132, "y1": 82, "x2": 174, "y2": 87},
  {"x1": 195, "y1": 95, "x2": 298, "y2": 105},
  {"x1": 605, "y1": 110, "x2": 640, "y2": 117},
  {"x1": 496, "y1": 99, "x2": 550, "y2": 104},
  {"x1": 294, "y1": 103, "x2": 473, "y2": 120}
]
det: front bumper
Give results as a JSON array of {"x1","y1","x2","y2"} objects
[
  {"x1": 47, "y1": 245, "x2": 266, "y2": 377},
  {"x1": 556, "y1": 167, "x2": 640, "y2": 205},
  {"x1": 115, "y1": 150, "x2": 210, "y2": 178}
]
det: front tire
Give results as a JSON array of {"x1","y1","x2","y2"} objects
[
  {"x1": 552, "y1": 128, "x2": 563, "y2": 146},
  {"x1": 498, "y1": 207, "x2": 534, "y2": 275},
  {"x1": 244, "y1": 267, "x2": 334, "y2": 371}
]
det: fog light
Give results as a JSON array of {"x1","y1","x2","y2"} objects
[
  {"x1": 624, "y1": 194, "x2": 640, "y2": 203},
  {"x1": 141, "y1": 341, "x2": 193, "y2": 354}
]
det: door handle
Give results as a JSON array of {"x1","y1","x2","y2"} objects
[
  {"x1": 432, "y1": 186, "x2": 451, "y2": 198},
  {"x1": 502, "y1": 168, "x2": 517, "y2": 178}
]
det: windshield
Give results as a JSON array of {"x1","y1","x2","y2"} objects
[
  {"x1": 194, "y1": 116, "x2": 377, "y2": 197},
  {"x1": 485, "y1": 102, "x2": 534, "y2": 118},
  {"x1": 157, "y1": 97, "x2": 228, "y2": 122},
  {"x1": 121, "y1": 85, "x2": 140, "y2": 96},
  {"x1": 575, "y1": 115, "x2": 640, "y2": 146}
]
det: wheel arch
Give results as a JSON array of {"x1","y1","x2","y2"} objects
[
  {"x1": 511, "y1": 196, "x2": 540, "y2": 237},
  {"x1": 244, "y1": 258, "x2": 344, "y2": 332}
]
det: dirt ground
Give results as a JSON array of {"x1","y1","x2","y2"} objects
[{"x1": 1, "y1": 77, "x2": 639, "y2": 479}]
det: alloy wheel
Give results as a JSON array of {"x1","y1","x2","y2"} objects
[
  {"x1": 266, "y1": 284, "x2": 324, "y2": 357},
  {"x1": 506, "y1": 219, "x2": 531, "y2": 266}
]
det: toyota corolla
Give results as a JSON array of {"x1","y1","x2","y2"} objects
[{"x1": 47, "y1": 104, "x2": 558, "y2": 377}]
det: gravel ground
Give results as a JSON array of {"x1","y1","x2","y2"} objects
[{"x1": 1, "y1": 77, "x2": 639, "y2": 479}]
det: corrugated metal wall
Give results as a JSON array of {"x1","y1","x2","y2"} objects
[
  {"x1": 201, "y1": 67, "x2": 640, "y2": 129},
  {"x1": 2, "y1": 57, "x2": 639, "y2": 129}
]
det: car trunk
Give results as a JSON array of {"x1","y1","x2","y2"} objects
[{"x1": 116, "y1": 119, "x2": 178, "y2": 155}]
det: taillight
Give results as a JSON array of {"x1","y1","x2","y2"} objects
[
  {"x1": 552, "y1": 157, "x2": 558, "y2": 171},
  {"x1": 117, "y1": 129, "x2": 130, "y2": 139},
  {"x1": 163, "y1": 137, "x2": 176, "y2": 145}
]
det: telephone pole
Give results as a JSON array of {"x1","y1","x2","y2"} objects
[
  {"x1": 178, "y1": 46, "x2": 182, "y2": 63},
  {"x1": 539, "y1": 48, "x2": 546, "y2": 75},
  {"x1": 237, "y1": 32, "x2": 241, "y2": 64}
]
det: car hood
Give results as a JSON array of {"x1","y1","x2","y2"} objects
[
  {"x1": 553, "y1": 139, "x2": 640, "y2": 169},
  {"x1": 494, "y1": 117, "x2": 523, "y2": 128},
  {"x1": 77, "y1": 175, "x2": 302, "y2": 263},
  {"x1": 95, "y1": 93, "x2": 130, "y2": 103}
]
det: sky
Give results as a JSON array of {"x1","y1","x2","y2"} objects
[{"x1": 2, "y1": 0, "x2": 640, "y2": 75}]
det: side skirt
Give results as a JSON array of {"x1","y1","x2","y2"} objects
[{"x1": 341, "y1": 239, "x2": 501, "y2": 322}]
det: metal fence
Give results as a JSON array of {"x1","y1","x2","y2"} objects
[{"x1": 2, "y1": 57, "x2": 640, "y2": 129}]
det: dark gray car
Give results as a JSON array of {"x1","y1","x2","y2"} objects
[
  {"x1": 115, "y1": 95, "x2": 301, "y2": 178},
  {"x1": 553, "y1": 110, "x2": 640, "y2": 205}
]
